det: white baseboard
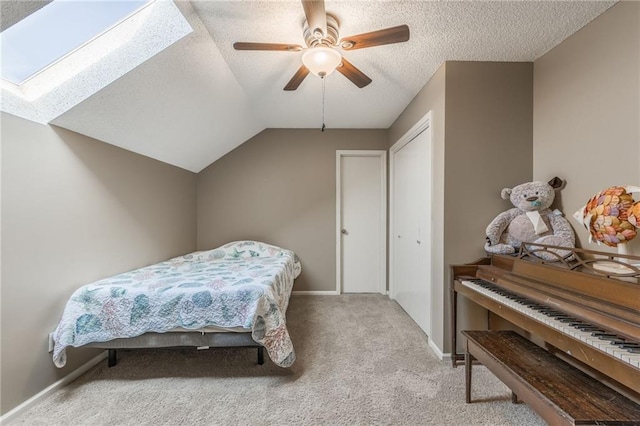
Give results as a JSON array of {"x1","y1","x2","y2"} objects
[
  {"x1": 1, "y1": 352, "x2": 107, "y2": 425},
  {"x1": 291, "y1": 291, "x2": 339, "y2": 295},
  {"x1": 428, "y1": 339, "x2": 451, "y2": 362}
]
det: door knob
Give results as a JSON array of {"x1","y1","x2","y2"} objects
[{"x1": 341, "y1": 229, "x2": 348, "y2": 235}]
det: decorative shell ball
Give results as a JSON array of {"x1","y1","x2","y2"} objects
[{"x1": 578, "y1": 186, "x2": 640, "y2": 247}]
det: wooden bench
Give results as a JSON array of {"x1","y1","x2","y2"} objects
[{"x1": 462, "y1": 330, "x2": 640, "y2": 425}]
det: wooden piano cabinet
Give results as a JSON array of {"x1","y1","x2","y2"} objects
[
  {"x1": 450, "y1": 244, "x2": 640, "y2": 403},
  {"x1": 449, "y1": 257, "x2": 491, "y2": 367}
]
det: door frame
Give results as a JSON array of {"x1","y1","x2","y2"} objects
[
  {"x1": 389, "y1": 111, "x2": 433, "y2": 306},
  {"x1": 336, "y1": 150, "x2": 387, "y2": 295}
]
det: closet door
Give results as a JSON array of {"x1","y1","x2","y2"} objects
[{"x1": 391, "y1": 128, "x2": 432, "y2": 336}]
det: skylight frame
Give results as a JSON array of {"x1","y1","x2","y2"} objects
[
  {"x1": 0, "y1": 0, "x2": 193, "y2": 125},
  {"x1": 0, "y1": 0, "x2": 155, "y2": 86}
]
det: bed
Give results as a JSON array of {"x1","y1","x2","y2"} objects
[{"x1": 51, "y1": 241, "x2": 301, "y2": 368}]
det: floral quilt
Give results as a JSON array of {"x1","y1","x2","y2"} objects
[{"x1": 52, "y1": 241, "x2": 299, "y2": 368}]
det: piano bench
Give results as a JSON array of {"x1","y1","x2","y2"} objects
[{"x1": 461, "y1": 330, "x2": 640, "y2": 426}]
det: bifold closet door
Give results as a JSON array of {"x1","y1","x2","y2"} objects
[{"x1": 392, "y1": 129, "x2": 431, "y2": 336}]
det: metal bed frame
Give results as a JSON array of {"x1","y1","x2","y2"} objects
[{"x1": 86, "y1": 330, "x2": 264, "y2": 367}]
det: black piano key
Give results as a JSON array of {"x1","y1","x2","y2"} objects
[
  {"x1": 592, "y1": 332, "x2": 618, "y2": 339},
  {"x1": 627, "y1": 348, "x2": 640, "y2": 353},
  {"x1": 620, "y1": 344, "x2": 640, "y2": 349},
  {"x1": 580, "y1": 327, "x2": 603, "y2": 332}
]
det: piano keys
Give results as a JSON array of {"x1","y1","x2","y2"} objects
[
  {"x1": 459, "y1": 278, "x2": 640, "y2": 368},
  {"x1": 450, "y1": 244, "x2": 640, "y2": 401}
]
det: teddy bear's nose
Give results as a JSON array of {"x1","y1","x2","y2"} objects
[{"x1": 526, "y1": 196, "x2": 539, "y2": 202}]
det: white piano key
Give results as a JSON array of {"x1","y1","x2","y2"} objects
[{"x1": 622, "y1": 352, "x2": 640, "y2": 368}]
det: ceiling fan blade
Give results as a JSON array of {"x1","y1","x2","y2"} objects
[
  {"x1": 284, "y1": 66, "x2": 310, "y2": 91},
  {"x1": 233, "y1": 42, "x2": 303, "y2": 52},
  {"x1": 340, "y1": 25, "x2": 410, "y2": 50},
  {"x1": 336, "y1": 58, "x2": 372, "y2": 88},
  {"x1": 301, "y1": 0, "x2": 327, "y2": 39}
]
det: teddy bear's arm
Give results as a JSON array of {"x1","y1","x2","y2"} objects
[{"x1": 485, "y1": 208, "x2": 521, "y2": 246}]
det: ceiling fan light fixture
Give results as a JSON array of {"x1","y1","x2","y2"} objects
[{"x1": 302, "y1": 46, "x2": 342, "y2": 77}]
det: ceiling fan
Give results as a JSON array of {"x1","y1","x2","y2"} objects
[{"x1": 233, "y1": 0, "x2": 410, "y2": 91}]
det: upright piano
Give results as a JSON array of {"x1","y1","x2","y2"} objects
[{"x1": 450, "y1": 243, "x2": 640, "y2": 402}]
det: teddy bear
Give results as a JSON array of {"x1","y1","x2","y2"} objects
[{"x1": 484, "y1": 177, "x2": 575, "y2": 260}]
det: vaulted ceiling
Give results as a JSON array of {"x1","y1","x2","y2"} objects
[{"x1": 1, "y1": 0, "x2": 616, "y2": 172}]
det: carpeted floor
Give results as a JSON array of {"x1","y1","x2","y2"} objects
[{"x1": 12, "y1": 295, "x2": 544, "y2": 425}]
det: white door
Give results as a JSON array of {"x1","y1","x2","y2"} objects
[
  {"x1": 391, "y1": 127, "x2": 432, "y2": 335},
  {"x1": 337, "y1": 151, "x2": 386, "y2": 294}
]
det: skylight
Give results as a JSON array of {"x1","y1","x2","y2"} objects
[{"x1": 0, "y1": 0, "x2": 152, "y2": 85}]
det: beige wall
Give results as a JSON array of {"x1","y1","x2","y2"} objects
[
  {"x1": 388, "y1": 62, "x2": 533, "y2": 352},
  {"x1": 197, "y1": 128, "x2": 388, "y2": 292},
  {"x1": 534, "y1": 1, "x2": 640, "y2": 255},
  {"x1": 444, "y1": 62, "x2": 533, "y2": 351},
  {"x1": 1, "y1": 113, "x2": 197, "y2": 414}
]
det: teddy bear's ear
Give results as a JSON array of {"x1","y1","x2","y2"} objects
[
  {"x1": 501, "y1": 188, "x2": 512, "y2": 200},
  {"x1": 548, "y1": 176, "x2": 565, "y2": 190}
]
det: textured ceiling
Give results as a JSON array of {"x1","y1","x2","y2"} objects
[
  {"x1": 193, "y1": 0, "x2": 616, "y2": 130},
  {"x1": 2, "y1": 1, "x2": 617, "y2": 172}
]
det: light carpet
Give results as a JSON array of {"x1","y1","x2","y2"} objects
[{"x1": 12, "y1": 294, "x2": 544, "y2": 425}]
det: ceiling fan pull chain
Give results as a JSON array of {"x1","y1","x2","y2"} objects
[{"x1": 321, "y1": 77, "x2": 325, "y2": 131}]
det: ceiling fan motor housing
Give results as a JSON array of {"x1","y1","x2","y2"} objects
[{"x1": 304, "y1": 13, "x2": 340, "y2": 47}]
